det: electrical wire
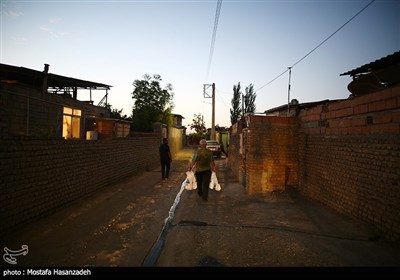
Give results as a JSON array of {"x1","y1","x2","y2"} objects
[
  {"x1": 255, "y1": 0, "x2": 376, "y2": 93},
  {"x1": 205, "y1": 0, "x2": 222, "y2": 83},
  {"x1": 215, "y1": 89, "x2": 230, "y2": 109}
]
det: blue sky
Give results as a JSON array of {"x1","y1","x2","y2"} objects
[{"x1": 1, "y1": 0, "x2": 399, "y2": 129}]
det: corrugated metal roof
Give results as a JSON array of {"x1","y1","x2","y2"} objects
[
  {"x1": 340, "y1": 51, "x2": 400, "y2": 77},
  {"x1": 0, "y1": 63, "x2": 111, "y2": 89}
]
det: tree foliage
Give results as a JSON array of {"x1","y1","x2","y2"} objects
[
  {"x1": 131, "y1": 74, "x2": 174, "y2": 132},
  {"x1": 189, "y1": 113, "x2": 206, "y2": 135},
  {"x1": 230, "y1": 82, "x2": 242, "y2": 125},
  {"x1": 106, "y1": 105, "x2": 129, "y2": 120},
  {"x1": 243, "y1": 83, "x2": 256, "y2": 117},
  {"x1": 187, "y1": 113, "x2": 206, "y2": 145}
]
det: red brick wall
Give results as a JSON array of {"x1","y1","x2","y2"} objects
[
  {"x1": 244, "y1": 115, "x2": 298, "y2": 194},
  {"x1": 228, "y1": 86, "x2": 400, "y2": 240},
  {"x1": 298, "y1": 86, "x2": 400, "y2": 240},
  {"x1": 0, "y1": 136, "x2": 160, "y2": 237}
]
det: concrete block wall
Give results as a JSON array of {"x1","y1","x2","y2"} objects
[
  {"x1": 298, "y1": 86, "x2": 400, "y2": 240},
  {"x1": 0, "y1": 136, "x2": 160, "y2": 237},
  {"x1": 244, "y1": 115, "x2": 298, "y2": 194}
]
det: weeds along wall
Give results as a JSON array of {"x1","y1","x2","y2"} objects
[{"x1": 0, "y1": 136, "x2": 160, "y2": 237}]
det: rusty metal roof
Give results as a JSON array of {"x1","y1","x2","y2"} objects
[
  {"x1": 340, "y1": 51, "x2": 400, "y2": 77},
  {"x1": 0, "y1": 63, "x2": 111, "y2": 89}
]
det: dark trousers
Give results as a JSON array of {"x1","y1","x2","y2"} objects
[
  {"x1": 161, "y1": 161, "x2": 170, "y2": 179},
  {"x1": 195, "y1": 169, "x2": 212, "y2": 200}
]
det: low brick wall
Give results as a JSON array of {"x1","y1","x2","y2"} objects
[{"x1": 0, "y1": 136, "x2": 160, "y2": 237}]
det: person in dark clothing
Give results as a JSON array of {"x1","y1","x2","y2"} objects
[
  {"x1": 188, "y1": 139, "x2": 216, "y2": 201},
  {"x1": 159, "y1": 138, "x2": 172, "y2": 180}
]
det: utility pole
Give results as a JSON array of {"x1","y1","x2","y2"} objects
[
  {"x1": 203, "y1": 83, "x2": 216, "y2": 140},
  {"x1": 211, "y1": 83, "x2": 216, "y2": 140}
]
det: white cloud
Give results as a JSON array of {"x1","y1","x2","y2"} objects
[
  {"x1": 5, "y1": 10, "x2": 24, "y2": 17},
  {"x1": 39, "y1": 17, "x2": 67, "y2": 38},
  {"x1": 14, "y1": 37, "x2": 27, "y2": 42},
  {"x1": 40, "y1": 25, "x2": 68, "y2": 38},
  {"x1": 49, "y1": 17, "x2": 61, "y2": 24}
]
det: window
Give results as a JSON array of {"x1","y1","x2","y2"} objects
[{"x1": 62, "y1": 107, "x2": 81, "y2": 139}]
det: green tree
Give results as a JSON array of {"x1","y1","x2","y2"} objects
[
  {"x1": 189, "y1": 113, "x2": 206, "y2": 135},
  {"x1": 187, "y1": 113, "x2": 207, "y2": 145},
  {"x1": 230, "y1": 82, "x2": 242, "y2": 125},
  {"x1": 131, "y1": 74, "x2": 174, "y2": 132},
  {"x1": 106, "y1": 105, "x2": 128, "y2": 120},
  {"x1": 243, "y1": 83, "x2": 256, "y2": 117}
]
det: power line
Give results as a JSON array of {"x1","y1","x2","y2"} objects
[
  {"x1": 255, "y1": 69, "x2": 289, "y2": 92},
  {"x1": 255, "y1": 0, "x2": 376, "y2": 93},
  {"x1": 205, "y1": 0, "x2": 222, "y2": 82},
  {"x1": 215, "y1": 87, "x2": 231, "y2": 95},
  {"x1": 215, "y1": 89, "x2": 230, "y2": 110}
]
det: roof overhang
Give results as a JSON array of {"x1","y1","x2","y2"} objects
[
  {"x1": 340, "y1": 51, "x2": 400, "y2": 77},
  {"x1": 0, "y1": 63, "x2": 111, "y2": 90}
]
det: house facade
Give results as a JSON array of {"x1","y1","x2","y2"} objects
[{"x1": 0, "y1": 63, "x2": 126, "y2": 140}]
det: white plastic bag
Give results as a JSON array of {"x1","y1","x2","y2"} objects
[
  {"x1": 209, "y1": 171, "x2": 221, "y2": 191},
  {"x1": 185, "y1": 171, "x2": 197, "y2": 190}
]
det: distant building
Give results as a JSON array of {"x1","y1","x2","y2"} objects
[
  {"x1": 264, "y1": 99, "x2": 344, "y2": 117},
  {"x1": 173, "y1": 114, "x2": 185, "y2": 128}
]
